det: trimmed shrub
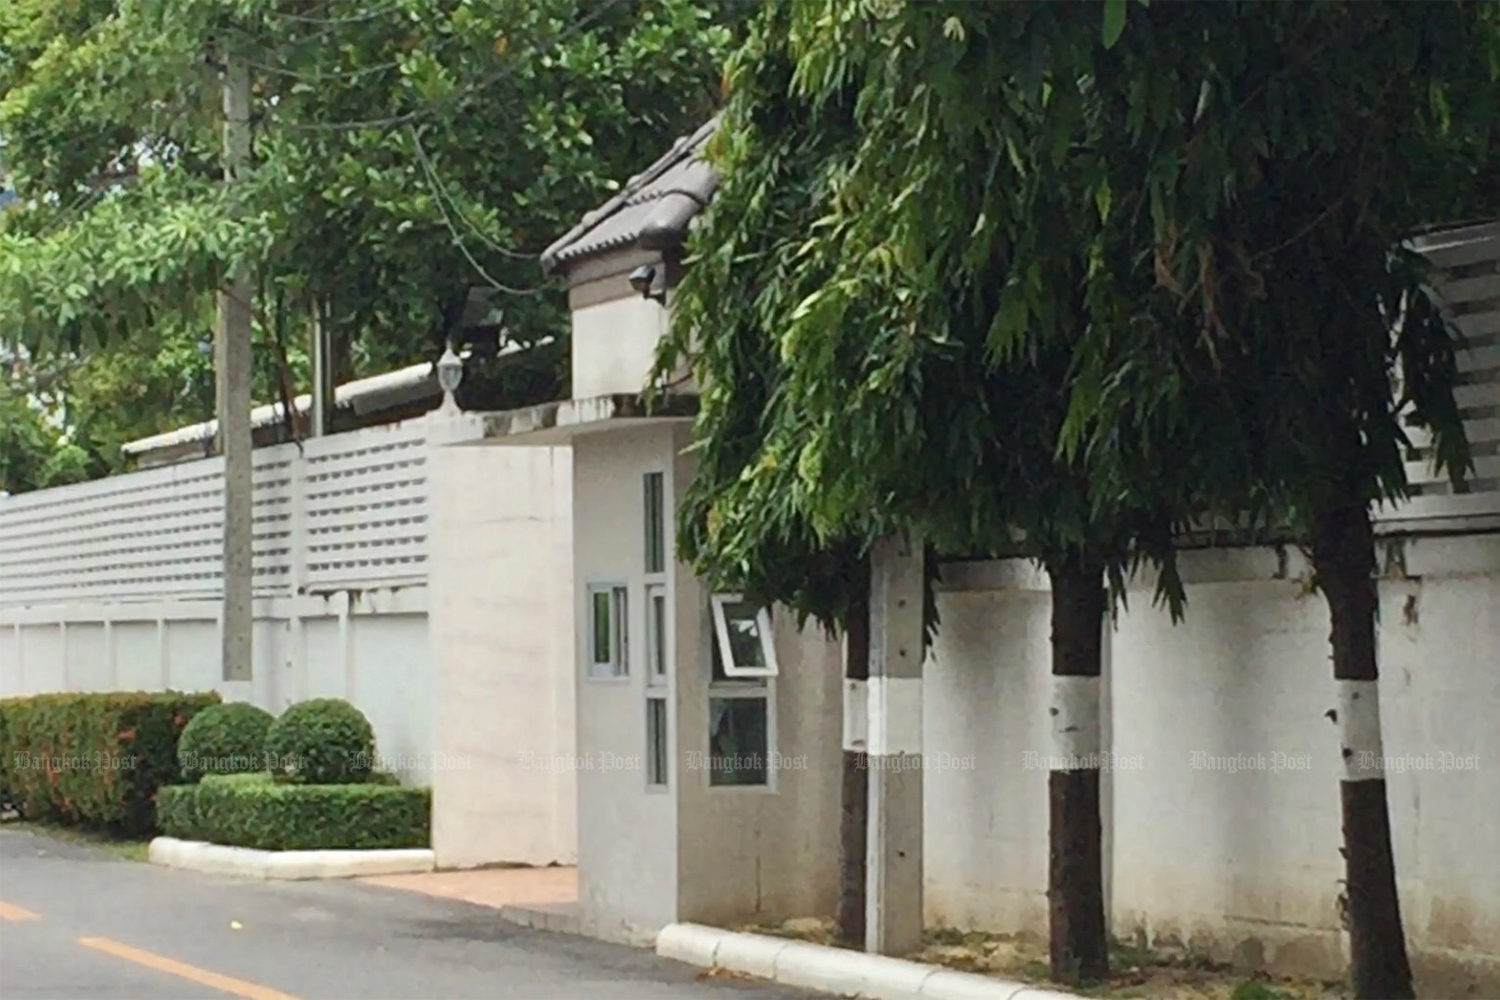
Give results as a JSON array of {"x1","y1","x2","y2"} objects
[
  {"x1": 0, "y1": 691, "x2": 221, "y2": 835},
  {"x1": 177, "y1": 702, "x2": 275, "y2": 782},
  {"x1": 153, "y1": 783, "x2": 200, "y2": 841},
  {"x1": 0, "y1": 695, "x2": 24, "y2": 812},
  {"x1": 156, "y1": 775, "x2": 429, "y2": 851},
  {"x1": 264, "y1": 698, "x2": 375, "y2": 785}
]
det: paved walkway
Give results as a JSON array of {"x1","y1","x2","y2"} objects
[
  {"x1": 361, "y1": 864, "x2": 577, "y2": 910},
  {"x1": 0, "y1": 828, "x2": 814, "y2": 1000}
]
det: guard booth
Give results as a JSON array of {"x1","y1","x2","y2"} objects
[{"x1": 449, "y1": 118, "x2": 843, "y2": 944}]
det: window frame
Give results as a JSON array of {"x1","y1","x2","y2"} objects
[
  {"x1": 646, "y1": 582, "x2": 668, "y2": 688},
  {"x1": 706, "y1": 600, "x2": 776, "y2": 790},
  {"x1": 585, "y1": 582, "x2": 629, "y2": 681},
  {"x1": 646, "y1": 695, "x2": 670, "y2": 789},
  {"x1": 643, "y1": 471, "x2": 666, "y2": 574},
  {"x1": 709, "y1": 593, "x2": 779, "y2": 679}
]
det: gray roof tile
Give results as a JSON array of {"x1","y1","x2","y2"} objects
[{"x1": 541, "y1": 116, "x2": 720, "y2": 275}]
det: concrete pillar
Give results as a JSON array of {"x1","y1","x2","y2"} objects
[{"x1": 865, "y1": 533, "x2": 924, "y2": 955}]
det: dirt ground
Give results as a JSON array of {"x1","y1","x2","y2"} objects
[{"x1": 739, "y1": 918, "x2": 1347, "y2": 1000}]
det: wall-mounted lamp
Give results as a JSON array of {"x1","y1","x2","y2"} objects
[
  {"x1": 436, "y1": 344, "x2": 463, "y2": 413},
  {"x1": 629, "y1": 264, "x2": 666, "y2": 305}
]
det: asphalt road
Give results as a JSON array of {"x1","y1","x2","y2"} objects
[{"x1": 0, "y1": 828, "x2": 814, "y2": 1000}]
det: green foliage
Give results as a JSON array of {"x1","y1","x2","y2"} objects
[
  {"x1": 263, "y1": 698, "x2": 375, "y2": 785},
  {"x1": 0, "y1": 690, "x2": 221, "y2": 835},
  {"x1": 157, "y1": 773, "x2": 430, "y2": 851},
  {"x1": 0, "y1": 377, "x2": 94, "y2": 495},
  {"x1": 666, "y1": 0, "x2": 1499, "y2": 641},
  {"x1": 1230, "y1": 981, "x2": 1289, "y2": 1000},
  {"x1": 658, "y1": 1, "x2": 1204, "y2": 628},
  {"x1": 176, "y1": 702, "x2": 275, "y2": 783},
  {"x1": 0, "y1": 0, "x2": 740, "y2": 468},
  {"x1": 654, "y1": 4, "x2": 874, "y2": 632},
  {"x1": 0, "y1": 696, "x2": 19, "y2": 810}
]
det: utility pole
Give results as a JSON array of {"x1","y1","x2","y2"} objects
[
  {"x1": 311, "y1": 303, "x2": 334, "y2": 437},
  {"x1": 217, "y1": 53, "x2": 254, "y2": 683},
  {"x1": 865, "y1": 533, "x2": 925, "y2": 956}
]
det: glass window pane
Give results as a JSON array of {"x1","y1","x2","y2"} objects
[
  {"x1": 644, "y1": 473, "x2": 665, "y2": 573},
  {"x1": 708, "y1": 697, "x2": 768, "y2": 786},
  {"x1": 591, "y1": 590, "x2": 611, "y2": 664},
  {"x1": 612, "y1": 587, "x2": 628, "y2": 675},
  {"x1": 710, "y1": 634, "x2": 764, "y2": 686},
  {"x1": 651, "y1": 591, "x2": 667, "y2": 678},
  {"x1": 722, "y1": 600, "x2": 767, "y2": 668},
  {"x1": 647, "y1": 697, "x2": 668, "y2": 785}
]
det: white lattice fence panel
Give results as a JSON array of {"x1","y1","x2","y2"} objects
[
  {"x1": 0, "y1": 445, "x2": 295, "y2": 606},
  {"x1": 301, "y1": 421, "x2": 430, "y2": 593},
  {"x1": 1382, "y1": 222, "x2": 1500, "y2": 527}
]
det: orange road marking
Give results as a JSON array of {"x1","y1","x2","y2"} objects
[
  {"x1": 77, "y1": 936, "x2": 299, "y2": 1000},
  {"x1": 0, "y1": 899, "x2": 40, "y2": 921}
]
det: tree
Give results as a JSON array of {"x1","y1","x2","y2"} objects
[
  {"x1": 0, "y1": 0, "x2": 737, "y2": 419},
  {"x1": 660, "y1": 1, "x2": 1215, "y2": 978},
  {"x1": 654, "y1": 9, "x2": 875, "y2": 943},
  {"x1": 666, "y1": 2, "x2": 1496, "y2": 994},
  {"x1": 1, "y1": 349, "x2": 94, "y2": 495},
  {"x1": 753, "y1": 2, "x2": 1497, "y2": 996},
  {"x1": 1071, "y1": 8, "x2": 1498, "y2": 997}
]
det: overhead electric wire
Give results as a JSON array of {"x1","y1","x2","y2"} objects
[
  {"x1": 407, "y1": 127, "x2": 539, "y2": 261},
  {"x1": 408, "y1": 123, "x2": 547, "y2": 298}
]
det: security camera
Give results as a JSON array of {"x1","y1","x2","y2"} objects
[{"x1": 629, "y1": 264, "x2": 664, "y2": 303}]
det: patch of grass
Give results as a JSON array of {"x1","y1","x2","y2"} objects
[
  {"x1": 4, "y1": 820, "x2": 149, "y2": 861},
  {"x1": 1020, "y1": 960, "x2": 1052, "y2": 982},
  {"x1": 1232, "y1": 979, "x2": 1290, "y2": 1000},
  {"x1": 1110, "y1": 940, "x2": 1162, "y2": 970}
]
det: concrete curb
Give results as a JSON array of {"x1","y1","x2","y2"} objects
[
  {"x1": 655, "y1": 923, "x2": 1082, "y2": 1000},
  {"x1": 499, "y1": 903, "x2": 582, "y2": 936},
  {"x1": 147, "y1": 837, "x2": 434, "y2": 880}
]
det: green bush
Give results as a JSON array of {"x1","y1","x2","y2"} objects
[
  {"x1": 264, "y1": 698, "x2": 375, "y2": 785},
  {"x1": 157, "y1": 774, "x2": 429, "y2": 851},
  {"x1": 0, "y1": 695, "x2": 23, "y2": 811},
  {"x1": 177, "y1": 702, "x2": 275, "y2": 782},
  {"x1": 0, "y1": 691, "x2": 221, "y2": 835}
]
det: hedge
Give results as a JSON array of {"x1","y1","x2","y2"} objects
[
  {"x1": 178, "y1": 702, "x2": 275, "y2": 782},
  {"x1": 0, "y1": 696, "x2": 22, "y2": 812},
  {"x1": 264, "y1": 698, "x2": 375, "y2": 785},
  {"x1": 157, "y1": 773, "x2": 429, "y2": 851},
  {"x1": 0, "y1": 691, "x2": 221, "y2": 835}
]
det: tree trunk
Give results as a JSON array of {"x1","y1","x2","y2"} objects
[
  {"x1": 1311, "y1": 503, "x2": 1414, "y2": 1000},
  {"x1": 1047, "y1": 554, "x2": 1108, "y2": 984},
  {"x1": 835, "y1": 567, "x2": 871, "y2": 947}
]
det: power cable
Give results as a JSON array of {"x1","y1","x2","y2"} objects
[
  {"x1": 407, "y1": 123, "x2": 547, "y2": 297},
  {"x1": 407, "y1": 127, "x2": 539, "y2": 260}
]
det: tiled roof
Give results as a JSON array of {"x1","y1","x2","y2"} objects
[{"x1": 540, "y1": 116, "x2": 720, "y2": 275}]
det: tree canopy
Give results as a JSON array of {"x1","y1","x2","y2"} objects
[{"x1": 1, "y1": 0, "x2": 739, "y2": 485}]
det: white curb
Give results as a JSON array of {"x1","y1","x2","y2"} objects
[
  {"x1": 148, "y1": 837, "x2": 434, "y2": 880},
  {"x1": 654, "y1": 923, "x2": 1080, "y2": 1000}
]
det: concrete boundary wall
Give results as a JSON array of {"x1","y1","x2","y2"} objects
[
  {"x1": 924, "y1": 534, "x2": 1500, "y2": 994},
  {"x1": 0, "y1": 589, "x2": 435, "y2": 786}
]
